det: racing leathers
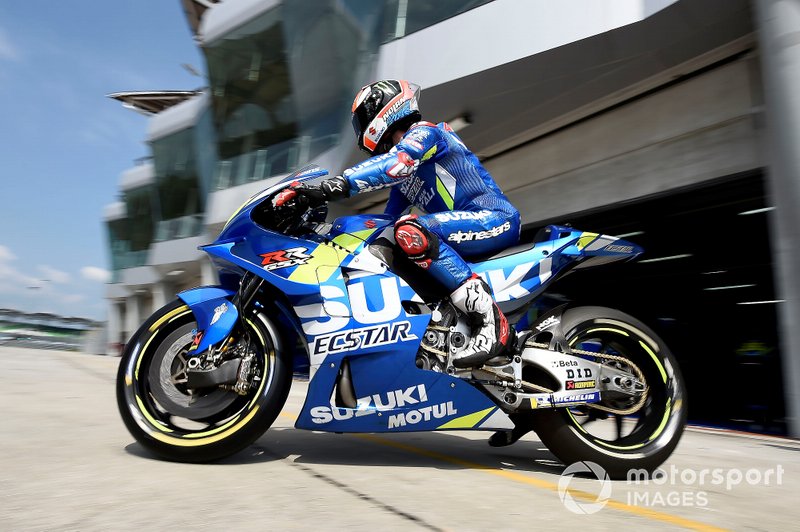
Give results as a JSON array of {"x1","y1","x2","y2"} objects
[{"x1": 342, "y1": 121, "x2": 521, "y2": 365}]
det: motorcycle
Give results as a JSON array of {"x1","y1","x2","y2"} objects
[{"x1": 117, "y1": 164, "x2": 686, "y2": 479}]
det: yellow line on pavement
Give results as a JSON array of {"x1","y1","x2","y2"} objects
[{"x1": 276, "y1": 412, "x2": 726, "y2": 531}]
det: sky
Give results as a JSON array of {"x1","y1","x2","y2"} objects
[{"x1": 0, "y1": 1, "x2": 205, "y2": 320}]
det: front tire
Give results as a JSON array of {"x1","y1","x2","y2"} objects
[
  {"x1": 116, "y1": 299, "x2": 292, "y2": 462},
  {"x1": 529, "y1": 306, "x2": 687, "y2": 479}
]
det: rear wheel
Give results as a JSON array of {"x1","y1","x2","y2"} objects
[
  {"x1": 116, "y1": 299, "x2": 292, "y2": 462},
  {"x1": 530, "y1": 306, "x2": 687, "y2": 479}
]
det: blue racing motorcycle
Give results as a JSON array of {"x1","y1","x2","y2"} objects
[{"x1": 116, "y1": 165, "x2": 686, "y2": 478}]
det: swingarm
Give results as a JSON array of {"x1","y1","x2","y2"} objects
[{"x1": 473, "y1": 344, "x2": 647, "y2": 413}]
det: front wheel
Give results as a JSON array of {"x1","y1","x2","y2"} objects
[
  {"x1": 116, "y1": 299, "x2": 292, "y2": 462},
  {"x1": 529, "y1": 306, "x2": 687, "y2": 479}
]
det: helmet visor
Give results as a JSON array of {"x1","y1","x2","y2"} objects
[
  {"x1": 352, "y1": 107, "x2": 368, "y2": 141},
  {"x1": 352, "y1": 87, "x2": 386, "y2": 136}
]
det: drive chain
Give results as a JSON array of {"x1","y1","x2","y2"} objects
[{"x1": 522, "y1": 340, "x2": 649, "y2": 415}]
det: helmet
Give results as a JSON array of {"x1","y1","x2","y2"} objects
[{"x1": 351, "y1": 79, "x2": 421, "y2": 155}]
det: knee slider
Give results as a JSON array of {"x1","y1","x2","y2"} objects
[{"x1": 394, "y1": 218, "x2": 439, "y2": 263}]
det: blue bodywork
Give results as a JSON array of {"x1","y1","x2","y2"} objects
[
  {"x1": 176, "y1": 165, "x2": 643, "y2": 433},
  {"x1": 177, "y1": 287, "x2": 237, "y2": 354}
]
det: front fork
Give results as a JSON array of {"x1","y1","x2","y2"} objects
[{"x1": 180, "y1": 272, "x2": 266, "y2": 394}]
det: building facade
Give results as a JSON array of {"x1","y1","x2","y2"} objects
[{"x1": 105, "y1": 0, "x2": 800, "y2": 436}]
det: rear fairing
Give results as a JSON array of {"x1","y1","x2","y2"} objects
[{"x1": 470, "y1": 225, "x2": 642, "y2": 327}]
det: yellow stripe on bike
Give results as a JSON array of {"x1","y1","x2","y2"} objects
[
  {"x1": 288, "y1": 243, "x2": 350, "y2": 284},
  {"x1": 331, "y1": 228, "x2": 377, "y2": 252},
  {"x1": 576, "y1": 232, "x2": 599, "y2": 250},
  {"x1": 437, "y1": 407, "x2": 494, "y2": 429}
]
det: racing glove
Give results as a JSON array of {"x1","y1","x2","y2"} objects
[{"x1": 273, "y1": 176, "x2": 350, "y2": 208}]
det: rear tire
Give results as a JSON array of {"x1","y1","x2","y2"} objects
[
  {"x1": 116, "y1": 299, "x2": 292, "y2": 462},
  {"x1": 529, "y1": 306, "x2": 687, "y2": 479}
]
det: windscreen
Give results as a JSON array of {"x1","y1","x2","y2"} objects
[{"x1": 276, "y1": 164, "x2": 329, "y2": 185}]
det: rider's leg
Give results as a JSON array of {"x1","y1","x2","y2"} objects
[
  {"x1": 422, "y1": 210, "x2": 520, "y2": 366},
  {"x1": 423, "y1": 207, "x2": 520, "y2": 258},
  {"x1": 393, "y1": 213, "x2": 516, "y2": 366},
  {"x1": 395, "y1": 210, "x2": 531, "y2": 447},
  {"x1": 448, "y1": 273, "x2": 511, "y2": 367}
]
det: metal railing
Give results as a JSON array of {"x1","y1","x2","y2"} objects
[
  {"x1": 154, "y1": 214, "x2": 204, "y2": 242},
  {"x1": 213, "y1": 134, "x2": 338, "y2": 191}
]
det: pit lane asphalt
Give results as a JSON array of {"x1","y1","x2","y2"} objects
[{"x1": 1, "y1": 347, "x2": 797, "y2": 531}]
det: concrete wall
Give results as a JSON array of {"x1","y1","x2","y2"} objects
[
  {"x1": 485, "y1": 57, "x2": 763, "y2": 225},
  {"x1": 376, "y1": 0, "x2": 679, "y2": 90}
]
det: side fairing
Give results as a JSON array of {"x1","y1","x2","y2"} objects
[
  {"x1": 293, "y1": 266, "x2": 502, "y2": 433},
  {"x1": 297, "y1": 349, "x2": 503, "y2": 433},
  {"x1": 294, "y1": 267, "x2": 427, "y2": 372},
  {"x1": 289, "y1": 242, "x2": 502, "y2": 433}
]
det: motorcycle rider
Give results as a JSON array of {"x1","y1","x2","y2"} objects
[{"x1": 274, "y1": 79, "x2": 521, "y2": 369}]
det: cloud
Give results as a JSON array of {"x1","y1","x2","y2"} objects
[
  {"x1": 81, "y1": 266, "x2": 111, "y2": 283},
  {"x1": 38, "y1": 265, "x2": 71, "y2": 284},
  {"x1": 0, "y1": 27, "x2": 20, "y2": 61},
  {"x1": 0, "y1": 245, "x2": 39, "y2": 291},
  {"x1": 0, "y1": 244, "x2": 16, "y2": 261},
  {"x1": 0, "y1": 246, "x2": 105, "y2": 319}
]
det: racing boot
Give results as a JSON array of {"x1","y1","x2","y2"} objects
[{"x1": 449, "y1": 274, "x2": 512, "y2": 368}]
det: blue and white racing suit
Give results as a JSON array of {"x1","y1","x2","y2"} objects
[{"x1": 342, "y1": 121, "x2": 521, "y2": 291}]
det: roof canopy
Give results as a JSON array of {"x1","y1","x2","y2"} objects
[
  {"x1": 181, "y1": 0, "x2": 221, "y2": 36},
  {"x1": 107, "y1": 90, "x2": 202, "y2": 116}
]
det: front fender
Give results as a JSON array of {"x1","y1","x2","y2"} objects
[{"x1": 178, "y1": 286, "x2": 238, "y2": 355}]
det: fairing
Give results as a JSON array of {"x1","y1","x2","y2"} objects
[
  {"x1": 470, "y1": 225, "x2": 642, "y2": 327},
  {"x1": 185, "y1": 166, "x2": 642, "y2": 433}
]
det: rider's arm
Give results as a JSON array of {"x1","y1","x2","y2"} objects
[{"x1": 342, "y1": 123, "x2": 448, "y2": 196}]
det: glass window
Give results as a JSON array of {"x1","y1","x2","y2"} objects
[
  {"x1": 123, "y1": 186, "x2": 157, "y2": 252},
  {"x1": 193, "y1": 106, "x2": 218, "y2": 198},
  {"x1": 106, "y1": 218, "x2": 131, "y2": 273},
  {"x1": 152, "y1": 128, "x2": 202, "y2": 221},
  {"x1": 205, "y1": 7, "x2": 297, "y2": 161},
  {"x1": 151, "y1": 127, "x2": 208, "y2": 241},
  {"x1": 106, "y1": 208, "x2": 150, "y2": 273},
  {"x1": 204, "y1": 2, "x2": 386, "y2": 188}
]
